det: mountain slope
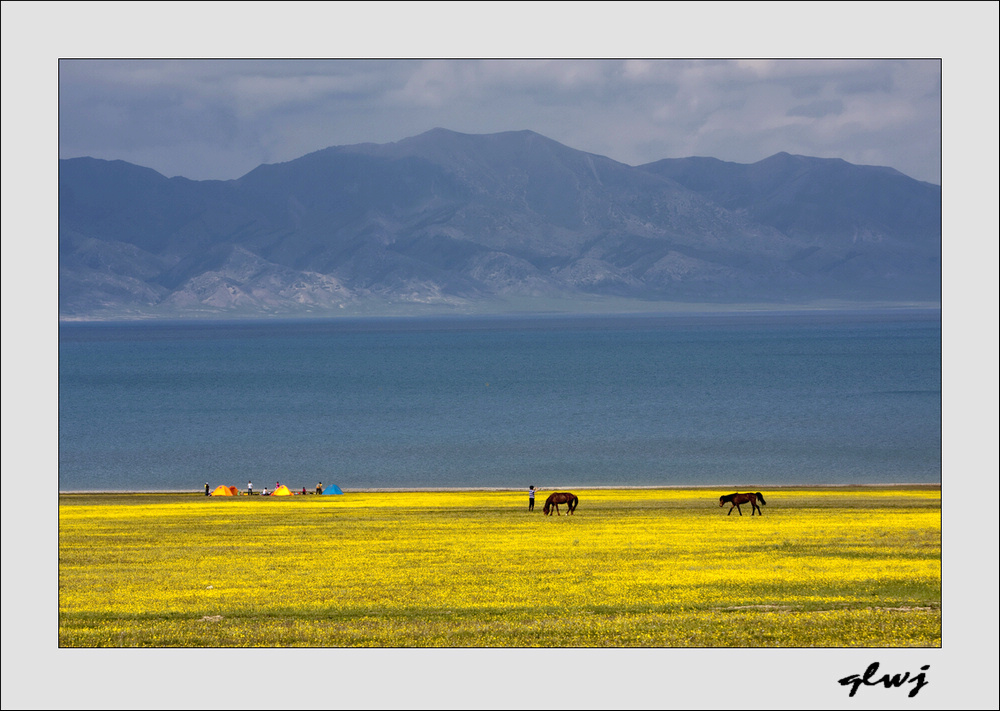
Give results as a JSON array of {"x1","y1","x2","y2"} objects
[{"x1": 58, "y1": 129, "x2": 941, "y2": 319}]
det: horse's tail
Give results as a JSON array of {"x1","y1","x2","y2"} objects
[
  {"x1": 571, "y1": 496, "x2": 579, "y2": 512},
  {"x1": 755, "y1": 492, "x2": 766, "y2": 505}
]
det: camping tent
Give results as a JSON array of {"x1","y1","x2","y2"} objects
[
  {"x1": 271, "y1": 484, "x2": 294, "y2": 496},
  {"x1": 321, "y1": 484, "x2": 344, "y2": 495},
  {"x1": 210, "y1": 485, "x2": 237, "y2": 496}
]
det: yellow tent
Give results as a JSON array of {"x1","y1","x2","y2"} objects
[
  {"x1": 210, "y1": 485, "x2": 237, "y2": 496},
  {"x1": 271, "y1": 484, "x2": 294, "y2": 496}
]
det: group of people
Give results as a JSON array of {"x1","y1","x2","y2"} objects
[
  {"x1": 209, "y1": 482, "x2": 543, "y2": 505},
  {"x1": 240, "y1": 481, "x2": 326, "y2": 495},
  {"x1": 204, "y1": 480, "x2": 328, "y2": 496}
]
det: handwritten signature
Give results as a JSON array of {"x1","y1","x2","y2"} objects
[{"x1": 839, "y1": 662, "x2": 929, "y2": 698}]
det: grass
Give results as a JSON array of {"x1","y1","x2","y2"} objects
[{"x1": 58, "y1": 487, "x2": 940, "y2": 647}]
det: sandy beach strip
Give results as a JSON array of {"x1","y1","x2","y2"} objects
[{"x1": 59, "y1": 483, "x2": 941, "y2": 495}]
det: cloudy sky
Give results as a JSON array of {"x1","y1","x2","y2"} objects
[{"x1": 59, "y1": 57, "x2": 943, "y2": 184}]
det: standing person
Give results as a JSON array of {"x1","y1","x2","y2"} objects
[
  {"x1": 528, "y1": 485, "x2": 536, "y2": 511},
  {"x1": 316, "y1": 482, "x2": 323, "y2": 495},
  {"x1": 205, "y1": 482, "x2": 210, "y2": 496},
  {"x1": 247, "y1": 480, "x2": 253, "y2": 496}
]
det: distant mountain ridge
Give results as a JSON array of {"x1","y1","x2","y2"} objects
[{"x1": 59, "y1": 128, "x2": 941, "y2": 320}]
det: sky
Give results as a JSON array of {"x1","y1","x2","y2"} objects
[
  {"x1": 2, "y1": 3, "x2": 998, "y2": 710},
  {"x1": 58, "y1": 57, "x2": 944, "y2": 184}
]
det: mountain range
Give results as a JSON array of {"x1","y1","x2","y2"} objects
[{"x1": 59, "y1": 128, "x2": 941, "y2": 320}]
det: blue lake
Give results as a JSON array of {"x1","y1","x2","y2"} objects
[{"x1": 58, "y1": 310, "x2": 941, "y2": 492}]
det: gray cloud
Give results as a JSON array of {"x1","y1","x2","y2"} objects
[
  {"x1": 58, "y1": 58, "x2": 941, "y2": 184},
  {"x1": 787, "y1": 100, "x2": 845, "y2": 119}
]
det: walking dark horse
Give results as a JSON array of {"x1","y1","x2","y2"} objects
[
  {"x1": 543, "y1": 492, "x2": 579, "y2": 516},
  {"x1": 719, "y1": 492, "x2": 767, "y2": 516}
]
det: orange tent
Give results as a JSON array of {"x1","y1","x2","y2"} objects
[
  {"x1": 210, "y1": 485, "x2": 237, "y2": 496},
  {"x1": 271, "y1": 484, "x2": 294, "y2": 496}
]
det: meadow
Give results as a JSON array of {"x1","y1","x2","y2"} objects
[{"x1": 58, "y1": 487, "x2": 940, "y2": 647}]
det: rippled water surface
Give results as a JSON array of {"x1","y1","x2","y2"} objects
[{"x1": 59, "y1": 310, "x2": 941, "y2": 491}]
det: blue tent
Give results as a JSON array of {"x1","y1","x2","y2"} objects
[{"x1": 321, "y1": 484, "x2": 344, "y2": 495}]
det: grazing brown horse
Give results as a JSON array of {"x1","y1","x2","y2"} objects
[
  {"x1": 543, "y1": 492, "x2": 579, "y2": 516},
  {"x1": 719, "y1": 492, "x2": 766, "y2": 516}
]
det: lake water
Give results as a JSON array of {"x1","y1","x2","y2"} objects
[{"x1": 58, "y1": 310, "x2": 941, "y2": 492}]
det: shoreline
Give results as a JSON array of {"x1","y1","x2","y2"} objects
[{"x1": 59, "y1": 483, "x2": 942, "y2": 495}]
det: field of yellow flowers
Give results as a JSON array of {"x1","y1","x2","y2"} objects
[{"x1": 58, "y1": 487, "x2": 940, "y2": 647}]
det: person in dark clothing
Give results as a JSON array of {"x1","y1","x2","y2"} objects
[{"x1": 205, "y1": 482, "x2": 210, "y2": 496}]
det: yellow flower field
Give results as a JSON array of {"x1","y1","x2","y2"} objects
[{"x1": 58, "y1": 487, "x2": 940, "y2": 647}]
